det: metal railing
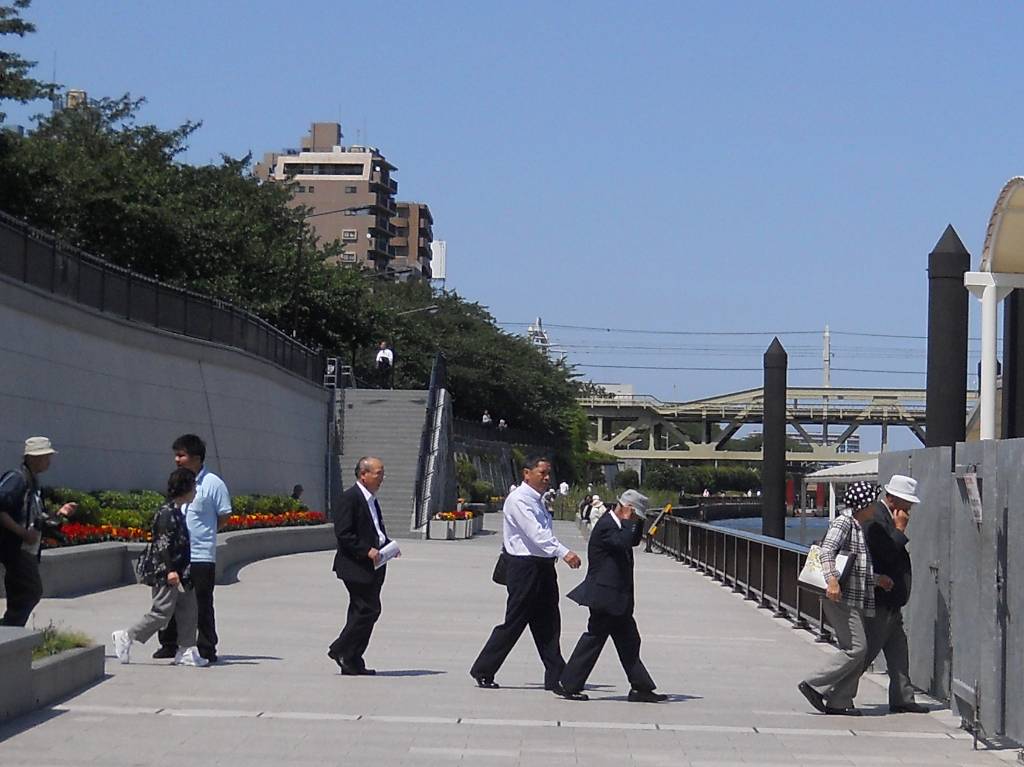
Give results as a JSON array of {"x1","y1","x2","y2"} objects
[
  {"x1": 648, "y1": 515, "x2": 835, "y2": 642},
  {"x1": 452, "y1": 418, "x2": 544, "y2": 447},
  {"x1": 0, "y1": 210, "x2": 325, "y2": 384},
  {"x1": 414, "y1": 353, "x2": 449, "y2": 532}
]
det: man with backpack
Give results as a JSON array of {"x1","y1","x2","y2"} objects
[{"x1": 0, "y1": 437, "x2": 76, "y2": 626}]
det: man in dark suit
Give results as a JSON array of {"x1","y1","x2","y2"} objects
[
  {"x1": 861, "y1": 474, "x2": 927, "y2": 714},
  {"x1": 328, "y1": 456, "x2": 389, "y2": 675},
  {"x1": 557, "y1": 489, "x2": 666, "y2": 703}
]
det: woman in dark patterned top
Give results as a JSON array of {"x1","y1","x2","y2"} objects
[
  {"x1": 798, "y1": 482, "x2": 894, "y2": 716},
  {"x1": 111, "y1": 468, "x2": 209, "y2": 667}
]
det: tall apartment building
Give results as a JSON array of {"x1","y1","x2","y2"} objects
[
  {"x1": 391, "y1": 202, "x2": 433, "y2": 279},
  {"x1": 255, "y1": 122, "x2": 398, "y2": 272}
]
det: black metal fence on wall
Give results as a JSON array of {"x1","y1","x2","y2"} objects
[
  {"x1": 0, "y1": 210, "x2": 324, "y2": 384},
  {"x1": 649, "y1": 515, "x2": 837, "y2": 642}
]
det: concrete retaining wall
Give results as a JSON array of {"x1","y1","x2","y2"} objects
[{"x1": 0, "y1": 274, "x2": 330, "y2": 509}]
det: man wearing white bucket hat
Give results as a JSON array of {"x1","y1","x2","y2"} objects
[
  {"x1": 0, "y1": 437, "x2": 77, "y2": 626},
  {"x1": 860, "y1": 474, "x2": 928, "y2": 714}
]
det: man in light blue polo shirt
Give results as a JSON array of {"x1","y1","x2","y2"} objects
[{"x1": 155, "y1": 434, "x2": 232, "y2": 663}]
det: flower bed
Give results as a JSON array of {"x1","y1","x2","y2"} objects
[
  {"x1": 433, "y1": 510, "x2": 474, "y2": 521},
  {"x1": 44, "y1": 511, "x2": 326, "y2": 548}
]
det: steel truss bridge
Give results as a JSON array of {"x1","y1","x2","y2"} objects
[{"x1": 580, "y1": 387, "x2": 977, "y2": 464}]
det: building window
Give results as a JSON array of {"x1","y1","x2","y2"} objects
[
  {"x1": 345, "y1": 185, "x2": 357, "y2": 193},
  {"x1": 341, "y1": 252, "x2": 357, "y2": 263},
  {"x1": 307, "y1": 185, "x2": 315, "y2": 193},
  {"x1": 297, "y1": 185, "x2": 306, "y2": 193},
  {"x1": 342, "y1": 229, "x2": 357, "y2": 241}
]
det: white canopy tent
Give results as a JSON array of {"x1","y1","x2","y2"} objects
[{"x1": 804, "y1": 457, "x2": 879, "y2": 520}]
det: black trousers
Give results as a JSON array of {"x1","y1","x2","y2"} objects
[
  {"x1": 158, "y1": 562, "x2": 218, "y2": 656},
  {"x1": 470, "y1": 556, "x2": 564, "y2": 688},
  {"x1": 560, "y1": 609, "x2": 656, "y2": 694},
  {"x1": 330, "y1": 568, "x2": 386, "y2": 668},
  {"x1": 0, "y1": 549, "x2": 43, "y2": 627}
]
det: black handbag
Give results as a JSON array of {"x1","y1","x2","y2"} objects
[{"x1": 492, "y1": 549, "x2": 511, "y2": 585}]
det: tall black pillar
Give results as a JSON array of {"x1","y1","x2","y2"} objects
[
  {"x1": 925, "y1": 225, "x2": 970, "y2": 447},
  {"x1": 762, "y1": 338, "x2": 787, "y2": 539},
  {"x1": 1002, "y1": 291, "x2": 1024, "y2": 438}
]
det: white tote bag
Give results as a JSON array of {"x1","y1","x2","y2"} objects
[{"x1": 798, "y1": 545, "x2": 851, "y2": 593}]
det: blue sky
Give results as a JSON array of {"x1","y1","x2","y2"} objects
[{"x1": 6, "y1": 1, "x2": 1021, "y2": 428}]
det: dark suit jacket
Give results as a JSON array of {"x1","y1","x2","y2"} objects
[
  {"x1": 333, "y1": 483, "x2": 388, "y2": 585},
  {"x1": 567, "y1": 511, "x2": 644, "y2": 617},
  {"x1": 861, "y1": 499, "x2": 912, "y2": 609}
]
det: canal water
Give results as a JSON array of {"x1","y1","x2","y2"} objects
[{"x1": 711, "y1": 516, "x2": 831, "y2": 546}]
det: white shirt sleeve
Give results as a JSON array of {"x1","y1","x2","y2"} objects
[{"x1": 506, "y1": 492, "x2": 569, "y2": 559}]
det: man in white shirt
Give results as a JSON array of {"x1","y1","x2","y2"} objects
[
  {"x1": 470, "y1": 456, "x2": 581, "y2": 692},
  {"x1": 374, "y1": 341, "x2": 393, "y2": 387}
]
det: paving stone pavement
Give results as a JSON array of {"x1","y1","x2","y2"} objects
[{"x1": 1, "y1": 520, "x2": 1019, "y2": 766}]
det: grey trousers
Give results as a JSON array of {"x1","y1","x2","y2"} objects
[
  {"x1": 128, "y1": 583, "x2": 198, "y2": 646},
  {"x1": 803, "y1": 600, "x2": 868, "y2": 709},
  {"x1": 864, "y1": 605, "x2": 916, "y2": 706}
]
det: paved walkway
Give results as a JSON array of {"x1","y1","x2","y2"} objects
[{"x1": 1, "y1": 521, "x2": 1017, "y2": 766}]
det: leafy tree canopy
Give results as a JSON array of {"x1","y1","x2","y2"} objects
[{"x1": 0, "y1": 1, "x2": 54, "y2": 122}]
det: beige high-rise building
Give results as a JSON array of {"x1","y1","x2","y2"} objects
[
  {"x1": 391, "y1": 202, "x2": 433, "y2": 279},
  {"x1": 255, "y1": 122, "x2": 398, "y2": 272}
]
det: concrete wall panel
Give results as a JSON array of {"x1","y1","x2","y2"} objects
[{"x1": 0, "y1": 275, "x2": 329, "y2": 509}]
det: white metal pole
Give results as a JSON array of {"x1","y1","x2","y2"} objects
[
  {"x1": 829, "y1": 483, "x2": 836, "y2": 521},
  {"x1": 981, "y1": 283, "x2": 999, "y2": 440}
]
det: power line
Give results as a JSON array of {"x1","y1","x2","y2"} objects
[{"x1": 574, "y1": 363, "x2": 928, "y2": 375}]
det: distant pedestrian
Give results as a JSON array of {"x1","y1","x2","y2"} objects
[
  {"x1": 0, "y1": 437, "x2": 76, "y2": 626},
  {"x1": 578, "y1": 494, "x2": 594, "y2": 522},
  {"x1": 588, "y1": 495, "x2": 607, "y2": 524},
  {"x1": 559, "y1": 489, "x2": 665, "y2": 702},
  {"x1": 861, "y1": 475, "x2": 928, "y2": 714},
  {"x1": 702, "y1": 488, "x2": 711, "y2": 498},
  {"x1": 482, "y1": 410, "x2": 493, "y2": 426},
  {"x1": 375, "y1": 341, "x2": 394, "y2": 388},
  {"x1": 497, "y1": 419, "x2": 508, "y2": 431},
  {"x1": 558, "y1": 481, "x2": 569, "y2": 497},
  {"x1": 542, "y1": 488, "x2": 557, "y2": 512},
  {"x1": 798, "y1": 482, "x2": 891, "y2": 716},
  {"x1": 470, "y1": 456, "x2": 581, "y2": 692},
  {"x1": 154, "y1": 435, "x2": 232, "y2": 664},
  {"x1": 291, "y1": 484, "x2": 304, "y2": 501},
  {"x1": 111, "y1": 468, "x2": 208, "y2": 667}
]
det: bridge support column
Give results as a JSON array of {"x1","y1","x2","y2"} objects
[{"x1": 762, "y1": 338, "x2": 787, "y2": 539}]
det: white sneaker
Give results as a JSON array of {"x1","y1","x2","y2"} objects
[
  {"x1": 111, "y1": 630, "x2": 132, "y2": 664},
  {"x1": 176, "y1": 646, "x2": 210, "y2": 667}
]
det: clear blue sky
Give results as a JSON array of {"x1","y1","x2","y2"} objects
[{"x1": 7, "y1": 1, "x2": 1020, "y2": 421}]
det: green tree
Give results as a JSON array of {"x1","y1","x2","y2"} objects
[{"x1": 0, "y1": 1, "x2": 54, "y2": 123}]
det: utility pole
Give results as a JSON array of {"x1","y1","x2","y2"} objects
[{"x1": 822, "y1": 325, "x2": 831, "y2": 446}]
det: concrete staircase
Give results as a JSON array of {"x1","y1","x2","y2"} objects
[{"x1": 338, "y1": 389, "x2": 429, "y2": 538}]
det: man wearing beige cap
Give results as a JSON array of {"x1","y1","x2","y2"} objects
[
  {"x1": 0, "y1": 437, "x2": 76, "y2": 626},
  {"x1": 861, "y1": 474, "x2": 928, "y2": 714},
  {"x1": 557, "y1": 489, "x2": 665, "y2": 702}
]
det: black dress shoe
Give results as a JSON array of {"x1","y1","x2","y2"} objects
[
  {"x1": 554, "y1": 687, "x2": 589, "y2": 701},
  {"x1": 890, "y1": 702, "x2": 928, "y2": 714},
  {"x1": 798, "y1": 681, "x2": 826, "y2": 713},
  {"x1": 340, "y1": 664, "x2": 376, "y2": 676},
  {"x1": 824, "y1": 706, "x2": 863, "y2": 716},
  {"x1": 152, "y1": 646, "x2": 178, "y2": 659},
  {"x1": 327, "y1": 649, "x2": 344, "y2": 669},
  {"x1": 627, "y1": 689, "x2": 667, "y2": 703},
  {"x1": 472, "y1": 675, "x2": 499, "y2": 689}
]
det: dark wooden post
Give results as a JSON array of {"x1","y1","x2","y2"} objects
[{"x1": 762, "y1": 338, "x2": 787, "y2": 539}]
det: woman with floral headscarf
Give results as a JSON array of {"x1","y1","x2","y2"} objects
[{"x1": 798, "y1": 481, "x2": 894, "y2": 716}]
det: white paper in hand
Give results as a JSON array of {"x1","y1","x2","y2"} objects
[{"x1": 375, "y1": 540, "x2": 401, "y2": 570}]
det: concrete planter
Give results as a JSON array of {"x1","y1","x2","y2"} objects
[
  {"x1": 0, "y1": 627, "x2": 104, "y2": 721},
  {"x1": 428, "y1": 519, "x2": 455, "y2": 540},
  {"x1": 471, "y1": 514, "x2": 484, "y2": 534},
  {"x1": 453, "y1": 519, "x2": 470, "y2": 538}
]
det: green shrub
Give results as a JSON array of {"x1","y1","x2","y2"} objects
[
  {"x1": 46, "y1": 488, "x2": 102, "y2": 522},
  {"x1": 32, "y1": 621, "x2": 92, "y2": 660},
  {"x1": 94, "y1": 490, "x2": 163, "y2": 513},
  {"x1": 469, "y1": 480, "x2": 495, "y2": 503},
  {"x1": 96, "y1": 508, "x2": 154, "y2": 529},
  {"x1": 455, "y1": 459, "x2": 477, "y2": 499},
  {"x1": 614, "y1": 468, "x2": 640, "y2": 489}
]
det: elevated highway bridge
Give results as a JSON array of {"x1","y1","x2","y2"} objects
[{"x1": 580, "y1": 386, "x2": 977, "y2": 464}]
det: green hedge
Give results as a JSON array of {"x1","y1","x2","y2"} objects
[{"x1": 44, "y1": 487, "x2": 304, "y2": 528}]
